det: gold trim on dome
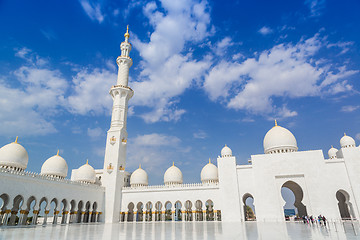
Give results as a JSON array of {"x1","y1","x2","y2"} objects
[{"x1": 14, "y1": 136, "x2": 18, "y2": 144}]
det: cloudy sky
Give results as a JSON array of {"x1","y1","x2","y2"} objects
[{"x1": 0, "y1": 0, "x2": 359, "y2": 188}]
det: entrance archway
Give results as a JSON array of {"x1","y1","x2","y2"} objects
[
  {"x1": 243, "y1": 193, "x2": 256, "y2": 221},
  {"x1": 281, "y1": 181, "x2": 307, "y2": 219},
  {"x1": 336, "y1": 190, "x2": 355, "y2": 220},
  {"x1": 127, "y1": 202, "x2": 134, "y2": 222}
]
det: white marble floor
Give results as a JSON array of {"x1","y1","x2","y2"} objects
[{"x1": 0, "y1": 221, "x2": 359, "y2": 240}]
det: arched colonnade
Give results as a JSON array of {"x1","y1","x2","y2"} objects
[
  {"x1": 0, "y1": 194, "x2": 101, "y2": 226},
  {"x1": 120, "y1": 199, "x2": 221, "y2": 222}
]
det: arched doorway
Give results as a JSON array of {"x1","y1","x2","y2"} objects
[
  {"x1": 136, "y1": 202, "x2": 143, "y2": 221},
  {"x1": 9, "y1": 195, "x2": 24, "y2": 226},
  {"x1": 91, "y1": 202, "x2": 97, "y2": 222},
  {"x1": 243, "y1": 193, "x2": 256, "y2": 221},
  {"x1": 0, "y1": 194, "x2": 10, "y2": 225},
  {"x1": 83, "y1": 201, "x2": 91, "y2": 223},
  {"x1": 174, "y1": 201, "x2": 182, "y2": 221},
  {"x1": 154, "y1": 201, "x2": 162, "y2": 221},
  {"x1": 195, "y1": 200, "x2": 203, "y2": 221},
  {"x1": 127, "y1": 202, "x2": 134, "y2": 222},
  {"x1": 76, "y1": 201, "x2": 83, "y2": 223},
  {"x1": 164, "y1": 201, "x2": 172, "y2": 221},
  {"x1": 184, "y1": 200, "x2": 192, "y2": 221},
  {"x1": 145, "y1": 202, "x2": 152, "y2": 221},
  {"x1": 281, "y1": 181, "x2": 307, "y2": 219},
  {"x1": 336, "y1": 190, "x2": 355, "y2": 220},
  {"x1": 205, "y1": 200, "x2": 214, "y2": 221}
]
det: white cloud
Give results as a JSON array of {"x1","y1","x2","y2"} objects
[
  {"x1": 132, "y1": 133, "x2": 181, "y2": 146},
  {"x1": 356, "y1": 133, "x2": 360, "y2": 141},
  {"x1": 305, "y1": 0, "x2": 326, "y2": 18},
  {"x1": 213, "y1": 37, "x2": 233, "y2": 56},
  {"x1": 341, "y1": 105, "x2": 360, "y2": 113},
  {"x1": 258, "y1": 26, "x2": 273, "y2": 35},
  {"x1": 193, "y1": 130, "x2": 207, "y2": 139},
  {"x1": 67, "y1": 68, "x2": 115, "y2": 115},
  {"x1": 204, "y1": 34, "x2": 358, "y2": 118},
  {"x1": 87, "y1": 127, "x2": 103, "y2": 138},
  {"x1": 0, "y1": 52, "x2": 68, "y2": 136},
  {"x1": 130, "y1": 0, "x2": 213, "y2": 123},
  {"x1": 79, "y1": 0, "x2": 105, "y2": 23}
]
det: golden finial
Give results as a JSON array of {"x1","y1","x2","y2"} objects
[
  {"x1": 331, "y1": 145, "x2": 333, "y2": 148},
  {"x1": 86, "y1": 159, "x2": 89, "y2": 165},
  {"x1": 124, "y1": 25, "x2": 130, "y2": 38},
  {"x1": 172, "y1": 161, "x2": 175, "y2": 166},
  {"x1": 14, "y1": 136, "x2": 18, "y2": 143},
  {"x1": 139, "y1": 164, "x2": 141, "y2": 169},
  {"x1": 225, "y1": 144, "x2": 227, "y2": 147},
  {"x1": 344, "y1": 132, "x2": 346, "y2": 136},
  {"x1": 57, "y1": 150, "x2": 59, "y2": 156},
  {"x1": 209, "y1": 158, "x2": 211, "y2": 164},
  {"x1": 274, "y1": 119, "x2": 278, "y2": 126}
]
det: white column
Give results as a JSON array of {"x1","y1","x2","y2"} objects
[
  {"x1": 181, "y1": 209, "x2": 185, "y2": 222},
  {"x1": 2, "y1": 210, "x2": 10, "y2": 226},
  {"x1": 151, "y1": 211, "x2": 155, "y2": 222},
  {"x1": 102, "y1": 27, "x2": 134, "y2": 224},
  {"x1": 43, "y1": 210, "x2": 49, "y2": 225}
]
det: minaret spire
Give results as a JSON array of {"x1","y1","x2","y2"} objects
[{"x1": 102, "y1": 25, "x2": 134, "y2": 223}]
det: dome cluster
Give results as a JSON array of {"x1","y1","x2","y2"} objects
[
  {"x1": 0, "y1": 137, "x2": 97, "y2": 184},
  {"x1": 327, "y1": 133, "x2": 357, "y2": 160},
  {"x1": 129, "y1": 159, "x2": 220, "y2": 187}
]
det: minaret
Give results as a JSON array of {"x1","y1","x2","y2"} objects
[{"x1": 102, "y1": 26, "x2": 134, "y2": 223}]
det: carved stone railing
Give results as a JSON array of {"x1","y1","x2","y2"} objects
[
  {"x1": 0, "y1": 168, "x2": 103, "y2": 189},
  {"x1": 122, "y1": 182, "x2": 219, "y2": 191}
]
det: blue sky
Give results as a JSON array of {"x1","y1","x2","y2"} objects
[{"x1": 0, "y1": 0, "x2": 359, "y2": 189}]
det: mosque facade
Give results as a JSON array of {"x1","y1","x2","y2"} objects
[{"x1": 0, "y1": 28, "x2": 360, "y2": 226}]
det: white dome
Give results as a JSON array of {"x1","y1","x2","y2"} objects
[
  {"x1": 263, "y1": 121, "x2": 298, "y2": 154},
  {"x1": 164, "y1": 163, "x2": 183, "y2": 185},
  {"x1": 340, "y1": 134, "x2": 356, "y2": 148},
  {"x1": 0, "y1": 138, "x2": 28, "y2": 170},
  {"x1": 221, "y1": 145, "x2": 232, "y2": 157},
  {"x1": 74, "y1": 160, "x2": 96, "y2": 184},
  {"x1": 328, "y1": 146, "x2": 338, "y2": 159},
  {"x1": 201, "y1": 159, "x2": 218, "y2": 183},
  {"x1": 41, "y1": 152, "x2": 68, "y2": 178},
  {"x1": 130, "y1": 165, "x2": 148, "y2": 187}
]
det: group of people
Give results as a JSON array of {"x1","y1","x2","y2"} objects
[{"x1": 302, "y1": 215, "x2": 327, "y2": 226}]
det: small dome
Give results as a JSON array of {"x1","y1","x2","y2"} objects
[
  {"x1": 328, "y1": 146, "x2": 338, "y2": 159},
  {"x1": 130, "y1": 165, "x2": 148, "y2": 187},
  {"x1": 74, "y1": 160, "x2": 96, "y2": 184},
  {"x1": 164, "y1": 163, "x2": 183, "y2": 185},
  {"x1": 340, "y1": 134, "x2": 356, "y2": 148},
  {"x1": 221, "y1": 145, "x2": 232, "y2": 157},
  {"x1": 41, "y1": 151, "x2": 68, "y2": 178},
  {"x1": 201, "y1": 159, "x2": 218, "y2": 184},
  {"x1": 0, "y1": 138, "x2": 28, "y2": 170},
  {"x1": 263, "y1": 120, "x2": 298, "y2": 154}
]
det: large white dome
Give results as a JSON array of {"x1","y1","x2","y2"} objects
[
  {"x1": 201, "y1": 159, "x2": 218, "y2": 184},
  {"x1": 340, "y1": 134, "x2": 356, "y2": 148},
  {"x1": 164, "y1": 163, "x2": 183, "y2": 185},
  {"x1": 130, "y1": 165, "x2": 148, "y2": 187},
  {"x1": 263, "y1": 121, "x2": 298, "y2": 154},
  {"x1": 328, "y1": 146, "x2": 338, "y2": 159},
  {"x1": 74, "y1": 160, "x2": 96, "y2": 184},
  {"x1": 41, "y1": 151, "x2": 68, "y2": 178},
  {"x1": 221, "y1": 145, "x2": 232, "y2": 157},
  {"x1": 0, "y1": 138, "x2": 28, "y2": 170}
]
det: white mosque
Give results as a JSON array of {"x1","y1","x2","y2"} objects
[{"x1": 0, "y1": 27, "x2": 360, "y2": 227}]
